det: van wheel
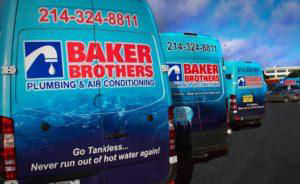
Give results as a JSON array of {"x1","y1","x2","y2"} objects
[
  {"x1": 230, "y1": 122, "x2": 239, "y2": 131},
  {"x1": 251, "y1": 121, "x2": 262, "y2": 128},
  {"x1": 284, "y1": 97, "x2": 289, "y2": 103}
]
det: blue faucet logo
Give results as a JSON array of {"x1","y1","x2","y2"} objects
[
  {"x1": 238, "y1": 76, "x2": 246, "y2": 86},
  {"x1": 24, "y1": 41, "x2": 64, "y2": 79},
  {"x1": 168, "y1": 64, "x2": 183, "y2": 82}
]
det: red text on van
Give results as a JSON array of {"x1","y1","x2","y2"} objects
[
  {"x1": 183, "y1": 64, "x2": 219, "y2": 83},
  {"x1": 66, "y1": 42, "x2": 154, "y2": 79}
]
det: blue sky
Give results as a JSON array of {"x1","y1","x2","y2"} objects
[{"x1": 147, "y1": 0, "x2": 300, "y2": 68}]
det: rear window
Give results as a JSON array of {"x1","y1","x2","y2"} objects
[{"x1": 225, "y1": 74, "x2": 232, "y2": 79}]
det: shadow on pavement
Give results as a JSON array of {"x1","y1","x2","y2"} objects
[
  {"x1": 175, "y1": 150, "x2": 229, "y2": 184},
  {"x1": 231, "y1": 121, "x2": 262, "y2": 131}
]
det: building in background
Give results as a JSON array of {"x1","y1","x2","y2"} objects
[
  {"x1": 264, "y1": 66, "x2": 300, "y2": 80},
  {"x1": 264, "y1": 66, "x2": 300, "y2": 89}
]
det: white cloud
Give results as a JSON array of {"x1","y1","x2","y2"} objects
[
  {"x1": 265, "y1": 0, "x2": 276, "y2": 6},
  {"x1": 221, "y1": 38, "x2": 286, "y2": 67},
  {"x1": 271, "y1": 1, "x2": 300, "y2": 22},
  {"x1": 177, "y1": 0, "x2": 209, "y2": 16},
  {"x1": 146, "y1": 0, "x2": 209, "y2": 30},
  {"x1": 268, "y1": 1, "x2": 300, "y2": 42},
  {"x1": 222, "y1": 39, "x2": 248, "y2": 56},
  {"x1": 214, "y1": 0, "x2": 263, "y2": 27},
  {"x1": 146, "y1": 0, "x2": 299, "y2": 67}
]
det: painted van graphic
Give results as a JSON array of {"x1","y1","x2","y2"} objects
[
  {"x1": 238, "y1": 76, "x2": 262, "y2": 88},
  {"x1": 238, "y1": 76, "x2": 246, "y2": 86},
  {"x1": 66, "y1": 42, "x2": 154, "y2": 79},
  {"x1": 173, "y1": 106, "x2": 194, "y2": 128},
  {"x1": 1, "y1": 0, "x2": 175, "y2": 183},
  {"x1": 24, "y1": 41, "x2": 156, "y2": 91},
  {"x1": 168, "y1": 63, "x2": 220, "y2": 88},
  {"x1": 24, "y1": 41, "x2": 64, "y2": 79},
  {"x1": 168, "y1": 64, "x2": 183, "y2": 82},
  {"x1": 161, "y1": 33, "x2": 228, "y2": 159}
]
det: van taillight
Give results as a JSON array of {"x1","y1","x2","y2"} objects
[
  {"x1": 168, "y1": 107, "x2": 177, "y2": 164},
  {"x1": 0, "y1": 116, "x2": 17, "y2": 180},
  {"x1": 230, "y1": 95, "x2": 238, "y2": 113},
  {"x1": 168, "y1": 180, "x2": 175, "y2": 184},
  {"x1": 265, "y1": 94, "x2": 268, "y2": 109},
  {"x1": 225, "y1": 99, "x2": 230, "y2": 128}
]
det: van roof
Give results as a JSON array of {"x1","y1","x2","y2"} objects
[
  {"x1": 225, "y1": 61, "x2": 262, "y2": 68},
  {"x1": 12, "y1": 0, "x2": 156, "y2": 35},
  {"x1": 160, "y1": 32, "x2": 219, "y2": 42},
  {"x1": 160, "y1": 32, "x2": 222, "y2": 61},
  {"x1": 24, "y1": 0, "x2": 148, "y2": 12}
]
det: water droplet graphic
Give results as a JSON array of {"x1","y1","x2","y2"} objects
[
  {"x1": 176, "y1": 75, "x2": 180, "y2": 81},
  {"x1": 49, "y1": 63, "x2": 56, "y2": 75}
]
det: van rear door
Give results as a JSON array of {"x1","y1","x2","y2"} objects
[
  {"x1": 235, "y1": 66, "x2": 265, "y2": 117},
  {"x1": 192, "y1": 39, "x2": 226, "y2": 132},
  {"x1": 161, "y1": 34, "x2": 227, "y2": 154},
  {"x1": 92, "y1": 1, "x2": 170, "y2": 183},
  {"x1": 161, "y1": 35, "x2": 202, "y2": 153},
  {"x1": 12, "y1": 0, "x2": 105, "y2": 181}
]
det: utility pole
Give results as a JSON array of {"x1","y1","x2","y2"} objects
[{"x1": 224, "y1": 44, "x2": 227, "y2": 62}]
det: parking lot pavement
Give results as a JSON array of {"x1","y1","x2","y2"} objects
[{"x1": 176, "y1": 102, "x2": 300, "y2": 184}]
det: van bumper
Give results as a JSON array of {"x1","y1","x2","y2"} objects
[
  {"x1": 166, "y1": 163, "x2": 177, "y2": 184},
  {"x1": 5, "y1": 159, "x2": 174, "y2": 184},
  {"x1": 176, "y1": 128, "x2": 230, "y2": 158},
  {"x1": 181, "y1": 142, "x2": 229, "y2": 158},
  {"x1": 230, "y1": 112, "x2": 265, "y2": 127}
]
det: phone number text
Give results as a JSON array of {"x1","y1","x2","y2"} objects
[
  {"x1": 167, "y1": 42, "x2": 217, "y2": 52},
  {"x1": 38, "y1": 8, "x2": 138, "y2": 28}
]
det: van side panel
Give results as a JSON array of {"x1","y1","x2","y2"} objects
[{"x1": 0, "y1": 0, "x2": 18, "y2": 117}]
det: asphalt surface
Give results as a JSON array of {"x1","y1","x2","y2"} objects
[{"x1": 176, "y1": 102, "x2": 300, "y2": 184}]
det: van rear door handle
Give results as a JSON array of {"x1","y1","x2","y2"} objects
[{"x1": 107, "y1": 132, "x2": 129, "y2": 139}]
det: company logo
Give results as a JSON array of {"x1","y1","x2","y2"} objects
[
  {"x1": 24, "y1": 41, "x2": 63, "y2": 79},
  {"x1": 238, "y1": 76, "x2": 262, "y2": 87},
  {"x1": 168, "y1": 64, "x2": 183, "y2": 82},
  {"x1": 24, "y1": 40, "x2": 156, "y2": 91},
  {"x1": 238, "y1": 76, "x2": 246, "y2": 86}
]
